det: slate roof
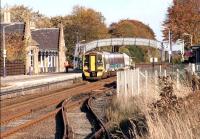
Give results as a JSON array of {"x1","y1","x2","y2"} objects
[
  {"x1": 0, "y1": 23, "x2": 25, "y2": 48},
  {"x1": 31, "y1": 28, "x2": 60, "y2": 50},
  {"x1": 30, "y1": 39, "x2": 39, "y2": 46},
  {"x1": 0, "y1": 22, "x2": 60, "y2": 50},
  {"x1": 0, "y1": 22, "x2": 25, "y2": 34}
]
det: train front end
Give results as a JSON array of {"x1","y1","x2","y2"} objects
[{"x1": 82, "y1": 52, "x2": 104, "y2": 80}]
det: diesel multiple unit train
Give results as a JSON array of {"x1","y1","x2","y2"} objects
[{"x1": 82, "y1": 51, "x2": 131, "y2": 80}]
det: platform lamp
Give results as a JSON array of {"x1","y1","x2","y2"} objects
[
  {"x1": 2, "y1": 23, "x2": 15, "y2": 77},
  {"x1": 79, "y1": 40, "x2": 85, "y2": 69},
  {"x1": 163, "y1": 27, "x2": 172, "y2": 63}
]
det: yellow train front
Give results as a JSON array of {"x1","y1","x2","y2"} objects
[{"x1": 82, "y1": 51, "x2": 130, "y2": 80}]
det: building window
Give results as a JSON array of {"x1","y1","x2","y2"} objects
[
  {"x1": 49, "y1": 55, "x2": 51, "y2": 67},
  {"x1": 30, "y1": 50, "x2": 34, "y2": 67},
  {"x1": 31, "y1": 56, "x2": 33, "y2": 66}
]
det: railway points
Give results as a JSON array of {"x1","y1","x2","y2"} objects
[
  {"x1": 62, "y1": 89, "x2": 115, "y2": 139},
  {"x1": 0, "y1": 77, "x2": 116, "y2": 138}
]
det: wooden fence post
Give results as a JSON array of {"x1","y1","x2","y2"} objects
[
  {"x1": 137, "y1": 68, "x2": 140, "y2": 95},
  {"x1": 117, "y1": 71, "x2": 119, "y2": 96},
  {"x1": 155, "y1": 70, "x2": 158, "y2": 92},
  {"x1": 176, "y1": 69, "x2": 180, "y2": 89},
  {"x1": 145, "y1": 70, "x2": 148, "y2": 95},
  {"x1": 131, "y1": 70, "x2": 134, "y2": 96},
  {"x1": 164, "y1": 69, "x2": 167, "y2": 77},
  {"x1": 124, "y1": 70, "x2": 127, "y2": 98},
  {"x1": 159, "y1": 65, "x2": 162, "y2": 76}
]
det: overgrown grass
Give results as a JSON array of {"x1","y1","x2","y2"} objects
[{"x1": 107, "y1": 76, "x2": 200, "y2": 139}]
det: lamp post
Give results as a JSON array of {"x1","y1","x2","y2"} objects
[
  {"x1": 79, "y1": 40, "x2": 85, "y2": 70},
  {"x1": 183, "y1": 33, "x2": 193, "y2": 47},
  {"x1": 162, "y1": 26, "x2": 175, "y2": 63},
  {"x1": 166, "y1": 28, "x2": 172, "y2": 63},
  {"x1": 80, "y1": 40, "x2": 86, "y2": 53},
  {"x1": 2, "y1": 23, "x2": 15, "y2": 77}
]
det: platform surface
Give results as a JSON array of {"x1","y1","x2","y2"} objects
[{"x1": 0, "y1": 71, "x2": 82, "y2": 93}]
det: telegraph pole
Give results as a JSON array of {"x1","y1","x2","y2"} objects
[{"x1": 168, "y1": 29, "x2": 172, "y2": 63}]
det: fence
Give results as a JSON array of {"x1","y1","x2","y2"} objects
[
  {"x1": 117, "y1": 68, "x2": 182, "y2": 99},
  {"x1": 196, "y1": 63, "x2": 200, "y2": 72},
  {"x1": 0, "y1": 60, "x2": 25, "y2": 76}
]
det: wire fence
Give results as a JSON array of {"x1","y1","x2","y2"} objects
[{"x1": 116, "y1": 66, "x2": 192, "y2": 99}]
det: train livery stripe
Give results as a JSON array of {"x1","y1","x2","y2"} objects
[{"x1": 90, "y1": 55, "x2": 96, "y2": 71}]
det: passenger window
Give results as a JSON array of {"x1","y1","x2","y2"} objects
[
  {"x1": 97, "y1": 55, "x2": 103, "y2": 66},
  {"x1": 84, "y1": 55, "x2": 89, "y2": 66}
]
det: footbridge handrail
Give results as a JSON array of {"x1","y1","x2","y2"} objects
[
  {"x1": 78, "y1": 38, "x2": 167, "y2": 52},
  {"x1": 73, "y1": 37, "x2": 183, "y2": 69}
]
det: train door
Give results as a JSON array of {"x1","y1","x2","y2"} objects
[{"x1": 90, "y1": 55, "x2": 96, "y2": 71}]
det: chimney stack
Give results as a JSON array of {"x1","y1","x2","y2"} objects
[
  {"x1": 24, "y1": 19, "x2": 32, "y2": 41},
  {"x1": 30, "y1": 21, "x2": 36, "y2": 30},
  {"x1": 3, "y1": 7, "x2": 11, "y2": 23}
]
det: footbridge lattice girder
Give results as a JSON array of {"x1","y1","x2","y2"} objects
[
  {"x1": 73, "y1": 38, "x2": 183, "y2": 68},
  {"x1": 79, "y1": 38, "x2": 165, "y2": 52}
]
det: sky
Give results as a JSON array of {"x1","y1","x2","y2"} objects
[{"x1": 1, "y1": 0, "x2": 173, "y2": 41}]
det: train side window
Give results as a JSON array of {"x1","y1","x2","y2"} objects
[
  {"x1": 84, "y1": 55, "x2": 89, "y2": 66},
  {"x1": 97, "y1": 55, "x2": 103, "y2": 65}
]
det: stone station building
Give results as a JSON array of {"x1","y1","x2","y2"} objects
[{"x1": 0, "y1": 10, "x2": 66, "y2": 75}]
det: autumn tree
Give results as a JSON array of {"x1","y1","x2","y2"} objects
[
  {"x1": 63, "y1": 6, "x2": 109, "y2": 60},
  {"x1": 8, "y1": 5, "x2": 52, "y2": 28},
  {"x1": 109, "y1": 20, "x2": 158, "y2": 63},
  {"x1": 34, "y1": 16, "x2": 52, "y2": 28},
  {"x1": 50, "y1": 16, "x2": 65, "y2": 27},
  {"x1": 110, "y1": 20, "x2": 155, "y2": 39},
  {"x1": 163, "y1": 0, "x2": 200, "y2": 47},
  {"x1": 5, "y1": 33, "x2": 26, "y2": 61}
]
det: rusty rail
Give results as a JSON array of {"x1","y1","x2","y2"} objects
[
  {"x1": 1, "y1": 77, "x2": 116, "y2": 138},
  {"x1": 62, "y1": 89, "x2": 115, "y2": 139},
  {"x1": 1, "y1": 77, "x2": 115, "y2": 125},
  {"x1": 0, "y1": 108, "x2": 61, "y2": 138},
  {"x1": 87, "y1": 94, "x2": 112, "y2": 139}
]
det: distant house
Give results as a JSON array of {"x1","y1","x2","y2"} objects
[{"x1": 0, "y1": 9, "x2": 66, "y2": 75}]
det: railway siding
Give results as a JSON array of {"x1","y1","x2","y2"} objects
[
  {"x1": 1, "y1": 77, "x2": 116, "y2": 138},
  {"x1": 63, "y1": 89, "x2": 115, "y2": 139}
]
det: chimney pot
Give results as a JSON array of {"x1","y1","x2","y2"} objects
[
  {"x1": 3, "y1": 8, "x2": 11, "y2": 23},
  {"x1": 30, "y1": 21, "x2": 36, "y2": 30}
]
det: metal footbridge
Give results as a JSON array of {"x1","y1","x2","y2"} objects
[{"x1": 73, "y1": 37, "x2": 184, "y2": 69}]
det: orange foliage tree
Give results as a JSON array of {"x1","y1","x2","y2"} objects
[
  {"x1": 109, "y1": 20, "x2": 158, "y2": 63},
  {"x1": 110, "y1": 20, "x2": 155, "y2": 39},
  {"x1": 8, "y1": 5, "x2": 52, "y2": 28},
  {"x1": 5, "y1": 33, "x2": 26, "y2": 62},
  {"x1": 163, "y1": 0, "x2": 200, "y2": 47},
  {"x1": 62, "y1": 6, "x2": 109, "y2": 60}
]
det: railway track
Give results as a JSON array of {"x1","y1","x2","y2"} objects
[
  {"x1": 1, "y1": 80, "x2": 86, "y2": 107},
  {"x1": 0, "y1": 77, "x2": 116, "y2": 138},
  {"x1": 88, "y1": 92, "x2": 115, "y2": 139},
  {"x1": 62, "y1": 89, "x2": 115, "y2": 139}
]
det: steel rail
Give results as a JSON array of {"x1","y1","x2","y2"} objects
[
  {"x1": 1, "y1": 86, "x2": 93, "y2": 124},
  {"x1": 62, "y1": 88, "x2": 115, "y2": 139},
  {"x1": 1, "y1": 77, "x2": 116, "y2": 138},
  {"x1": 1, "y1": 77, "x2": 115, "y2": 124},
  {"x1": 87, "y1": 93, "x2": 112, "y2": 139},
  {"x1": 1, "y1": 93, "x2": 93, "y2": 138},
  {"x1": 0, "y1": 108, "x2": 61, "y2": 138}
]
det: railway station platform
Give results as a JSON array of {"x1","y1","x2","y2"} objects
[{"x1": 0, "y1": 71, "x2": 82, "y2": 100}]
